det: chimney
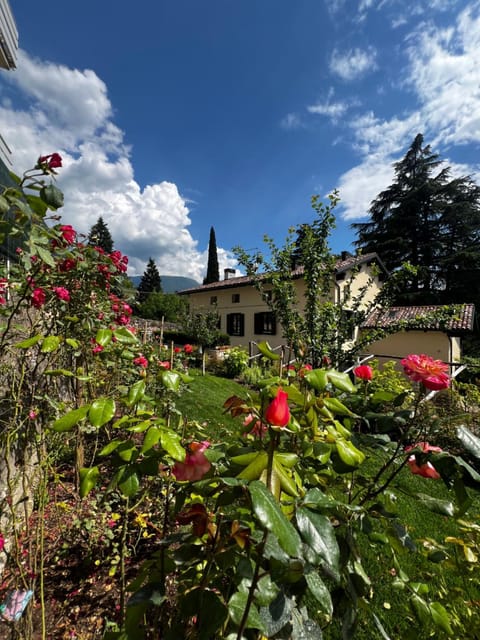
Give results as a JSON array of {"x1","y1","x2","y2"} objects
[
  {"x1": 224, "y1": 268, "x2": 235, "y2": 280},
  {"x1": 341, "y1": 251, "x2": 352, "y2": 261}
]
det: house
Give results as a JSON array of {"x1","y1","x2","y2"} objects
[
  {"x1": 360, "y1": 304, "x2": 475, "y2": 368},
  {"x1": 0, "y1": 0, "x2": 18, "y2": 165},
  {"x1": 179, "y1": 252, "x2": 386, "y2": 349},
  {"x1": 179, "y1": 253, "x2": 475, "y2": 368}
]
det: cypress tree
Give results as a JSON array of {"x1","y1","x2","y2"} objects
[
  {"x1": 203, "y1": 226, "x2": 220, "y2": 284},
  {"x1": 88, "y1": 216, "x2": 114, "y2": 253},
  {"x1": 138, "y1": 257, "x2": 162, "y2": 303}
]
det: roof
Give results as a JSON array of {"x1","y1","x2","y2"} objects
[
  {"x1": 178, "y1": 252, "x2": 383, "y2": 295},
  {"x1": 362, "y1": 304, "x2": 475, "y2": 333}
]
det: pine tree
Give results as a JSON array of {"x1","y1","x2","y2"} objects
[
  {"x1": 88, "y1": 217, "x2": 114, "y2": 253},
  {"x1": 203, "y1": 226, "x2": 220, "y2": 285},
  {"x1": 352, "y1": 133, "x2": 480, "y2": 305},
  {"x1": 138, "y1": 258, "x2": 162, "y2": 303}
]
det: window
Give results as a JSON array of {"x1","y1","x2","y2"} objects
[
  {"x1": 263, "y1": 290, "x2": 273, "y2": 302},
  {"x1": 232, "y1": 293, "x2": 240, "y2": 303},
  {"x1": 341, "y1": 310, "x2": 356, "y2": 341},
  {"x1": 210, "y1": 296, "x2": 217, "y2": 305},
  {"x1": 226, "y1": 313, "x2": 244, "y2": 336},
  {"x1": 254, "y1": 312, "x2": 276, "y2": 335}
]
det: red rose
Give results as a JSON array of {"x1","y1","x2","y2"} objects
[
  {"x1": 184, "y1": 344, "x2": 193, "y2": 354},
  {"x1": 38, "y1": 152, "x2": 62, "y2": 170},
  {"x1": 265, "y1": 388, "x2": 290, "y2": 428},
  {"x1": 353, "y1": 365, "x2": 373, "y2": 381},
  {"x1": 59, "y1": 225, "x2": 76, "y2": 245},
  {"x1": 31, "y1": 288, "x2": 46, "y2": 308}
]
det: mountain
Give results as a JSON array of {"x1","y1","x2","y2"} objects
[{"x1": 130, "y1": 275, "x2": 200, "y2": 294}]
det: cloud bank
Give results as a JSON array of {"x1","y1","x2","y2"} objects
[{"x1": 0, "y1": 50, "x2": 237, "y2": 281}]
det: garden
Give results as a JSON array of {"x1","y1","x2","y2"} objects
[{"x1": 0, "y1": 156, "x2": 479, "y2": 639}]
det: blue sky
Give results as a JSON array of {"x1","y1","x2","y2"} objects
[{"x1": 1, "y1": 0, "x2": 479, "y2": 282}]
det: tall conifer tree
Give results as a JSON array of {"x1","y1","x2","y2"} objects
[
  {"x1": 138, "y1": 258, "x2": 162, "y2": 303},
  {"x1": 352, "y1": 133, "x2": 480, "y2": 305},
  {"x1": 88, "y1": 217, "x2": 114, "y2": 253},
  {"x1": 203, "y1": 226, "x2": 220, "y2": 284}
]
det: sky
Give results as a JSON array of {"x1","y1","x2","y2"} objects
[{"x1": 0, "y1": 0, "x2": 479, "y2": 283}]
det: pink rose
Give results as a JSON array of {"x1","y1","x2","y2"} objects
[
  {"x1": 52, "y1": 286, "x2": 70, "y2": 302},
  {"x1": 172, "y1": 441, "x2": 211, "y2": 482},
  {"x1": 406, "y1": 442, "x2": 442, "y2": 479},
  {"x1": 401, "y1": 354, "x2": 450, "y2": 391}
]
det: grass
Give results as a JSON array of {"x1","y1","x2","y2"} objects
[
  {"x1": 176, "y1": 368, "x2": 480, "y2": 638},
  {"x1": 175, "y1": 369, "x2": 250, "y2": 440}
]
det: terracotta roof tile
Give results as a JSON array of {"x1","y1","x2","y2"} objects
[
  {"x1": 362, "y1": 304, "x2": 475, "y2": 332},
  {"x1": 178, "y1": 252, "x2": 382, "y2": 294}
]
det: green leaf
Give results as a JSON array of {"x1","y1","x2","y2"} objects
[
  {"x1": 229, "y1": 591, "x2": 266, "y2": 632},
  {"x1": 326, "y1": 369, "x2": 356, "y2": 393},
  {"x1": 36, "y1": 245, "x2": 56, "y2": 267},
  {"x1": 113, "y1": 327, "x2": 138, "y2": 344},
  {"x1": 336, "y1": 438, "x2": 365, "y2": 467},
  {"x1": 25, "y1": 193, "x2": 48, "y2": 216},
  {"x1": 429, "y1": 602, "x2": 453, "y2": 635},
  {"x1": 249, "y1": 480, "x2": 302, "y2": 558},
  {"x1": 52, "y1": 405, "x2": 90, "y2": 432},
  {"x1": 140, "y1": 426, "x2": 161, "y2": 454},
  {"x1": 305, "y1": 571, "x2": 333, "y2": 617},
  {"x1": 238, "y1": 452, "x2": 268, "y2": 481},
  {"x1": 457, "y1": 425, "x2": 480, "y2": 460},
  {"x1": 117, "y1": 441, "x2": 138, "y2": 462},
  {"x1": 79, "y1": 466, "x2": 100, "y2": 498},
  {"x1": 181, "y1": 588, "x2": 228, "y2": 639},
  {"x1": 127, "y1": 380, "x2": 146, "y2": 406},
  {"x1": 99, "y1": 439, "x2": 124, "y2": 456},
  {"x1": 296, "y1": 507, "x2": 340, "y2": 580},
  {"x1": 256, "y1": 340, "x2": 281, "y2": 360},
  {"x1": 160, "y1": 429, "x2": 185, "y2": 461},
  {"x1": 161, "y1": 370, "x2": 181, "y2": 392},
  {"x1": 118, "y1": 466, "x2": 140, "y2": 497},
  {"x1": 66, "y1": 338, "x2": 80, "y2": 349},
  {"x1": 304, "y1": 369, "x2": 328, "y2": 392},
  {"x1": 40, "y1": 335, "x2": 62, "y2": 353},
  {"x1": 15, "y1": 334, "x2": 42, "y2": 349},
  {"x1": 323, "y1": 397, "x2": 357, "y2": 417},
  {"x1": 95, "y1": 328, "x2": 113, "y2": 347},
  {"x1": 88, "y1": 397, "x2": 116, "y2": 428},
  {"x1": 40, "y1": 184, "x2": 64, "y2": 209},
  {"x1": 415, "y1": 492, "x2": 455, "y2": 517}
]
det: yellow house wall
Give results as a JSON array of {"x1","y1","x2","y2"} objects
[
  {"x1": 363, "y1": 330, "x2": 458, "y2": 369},
  {"x1": 186, "y1": 263, "x2": 383, "y2": 350}
]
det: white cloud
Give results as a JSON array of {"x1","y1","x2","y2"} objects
[
  {"x1": 0, "y1": 50, "x2": 236, "y2": 282},
  {"x1": 307, "y1": 100, "x2": 349, "y2": 122},
  {"x1": 329, "y1": 47, "x2": 378, "y2": 81},
  {"x1": 280, "y1": 112, "x2": 303, "y2": 130},
  {"x1": 332, "y1": 3, "x2": 480, "y2": 221}
]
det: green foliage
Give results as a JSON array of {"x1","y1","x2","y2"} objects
[
  {"x1": 137, "y1": 257, "x2": 162, "y2": 303},
  {"x1": 88, "y1": 215, "x2": 114, "y2": 253},
  {"x1": 180, "y1": 307, "x2": 224, "y2": 347},
  {"x1": 136, "y1": 291, "x2": 187, "y2": 321},
  {"x1": 203, "y1": 225, "x2": 220, "y2": 285},
  {"x1": 353, "y1": 133, "x2": 480, "y2": 309},
  {"x1": 222, "y1": 346, "x2": 249, "y2": 378}
]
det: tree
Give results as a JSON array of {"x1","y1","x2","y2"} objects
[
  {"x1": 88, "y1": 216, "x2": 114, "y2": 253},
  {"x1": 137, "y1": 292, "x2": 187, "y2": 321},
  {"x1": 352, "y1": 133, "x2": 480, "y2": 306},
  {"x1": 137, "y1": 257, "x2": 162, "y2": 303},
  {"x1": 203, "y1": 226, "x2": 220, "y2": 285}
]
